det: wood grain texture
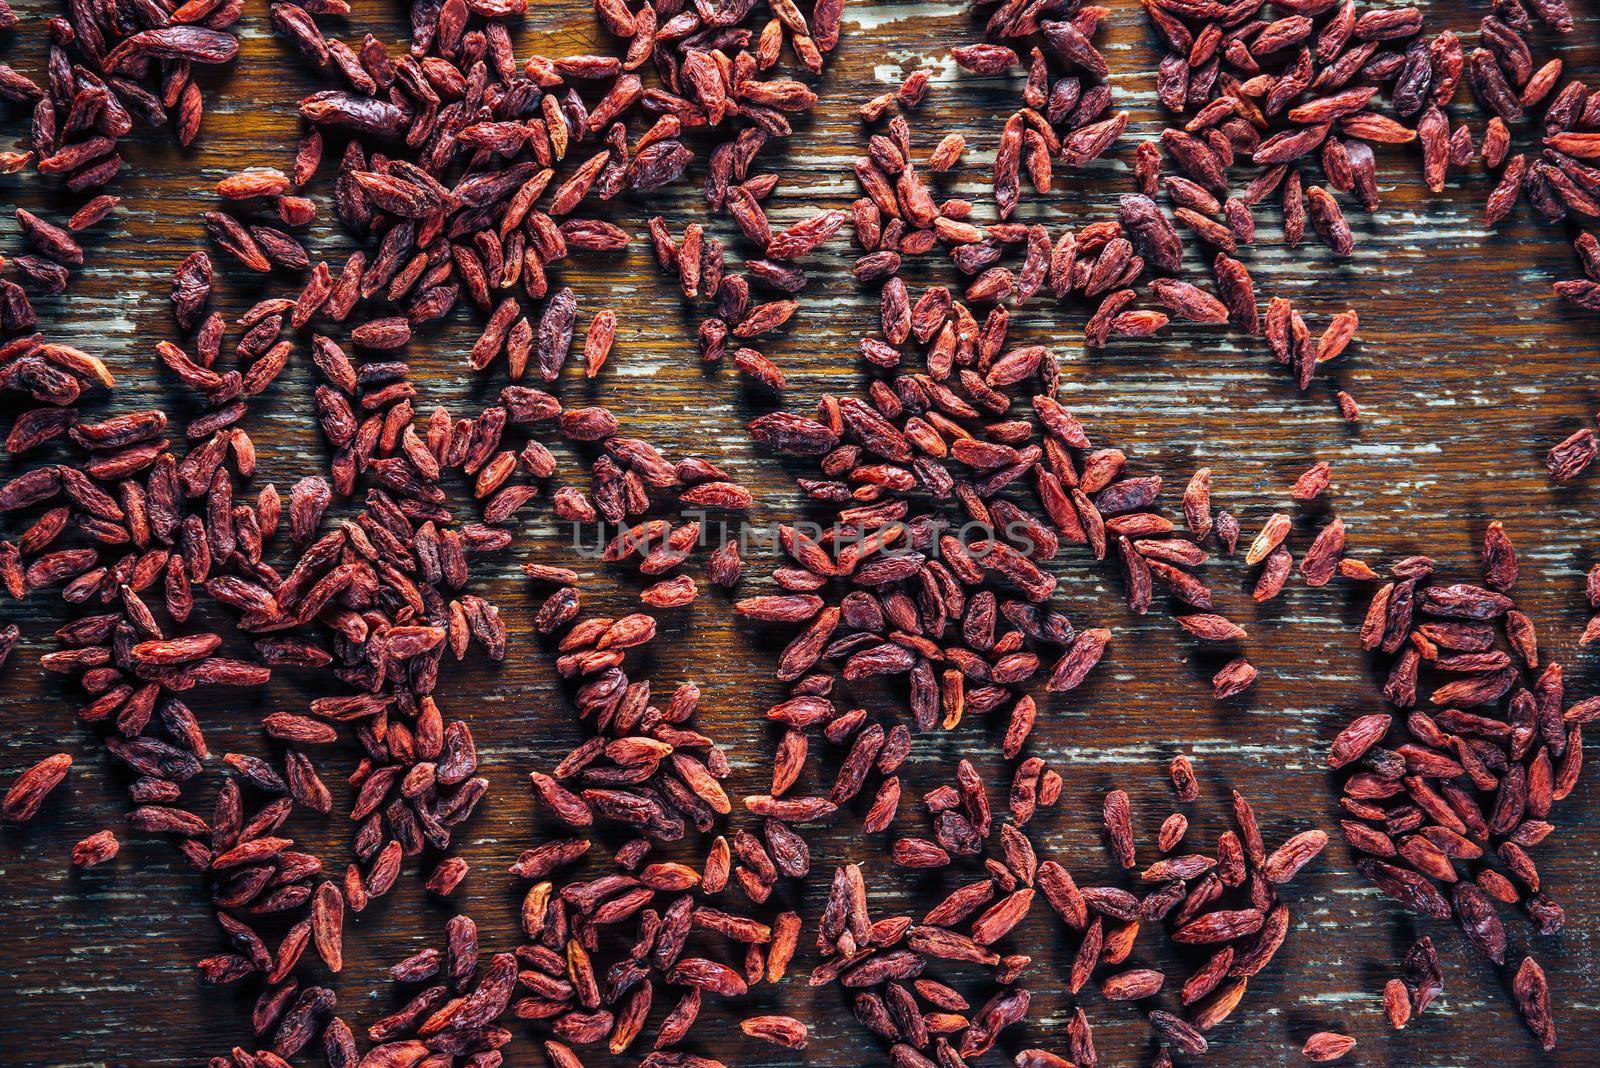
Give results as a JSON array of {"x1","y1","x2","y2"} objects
[{"x1": 3, "y1": 1, "x2": 1600, "y2": 1065}]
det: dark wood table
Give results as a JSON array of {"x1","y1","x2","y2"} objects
[{"x1": 3, "y1": 1, "x2": 1600, "y2": 1064}]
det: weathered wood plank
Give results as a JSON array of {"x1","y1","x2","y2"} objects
[{"x1": 2, "y1": 2, "x2": 1600, "y2": 1065}]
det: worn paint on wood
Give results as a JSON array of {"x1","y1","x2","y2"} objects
[{"x1": 2, "y1": 1, "x2": 1600, "y2": 1065}]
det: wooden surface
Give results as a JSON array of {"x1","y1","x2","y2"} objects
[{"x1": 4, "y1": 1, "x2": 1600, "y2": 1065}]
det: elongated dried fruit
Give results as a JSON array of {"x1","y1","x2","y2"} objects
[
  {"x1": 71, "y1": 829, "x2": 118, "y2": 866},
  {"x1": 1301, "y1": 1032, "x2": 1356, "y2": 1062},
  {"x1": 740, "y1": 1015, "x2": 808, "y2": 1049},
  {"x1": 2, "y1": 753, "x2": 71, "y2": 822}
]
